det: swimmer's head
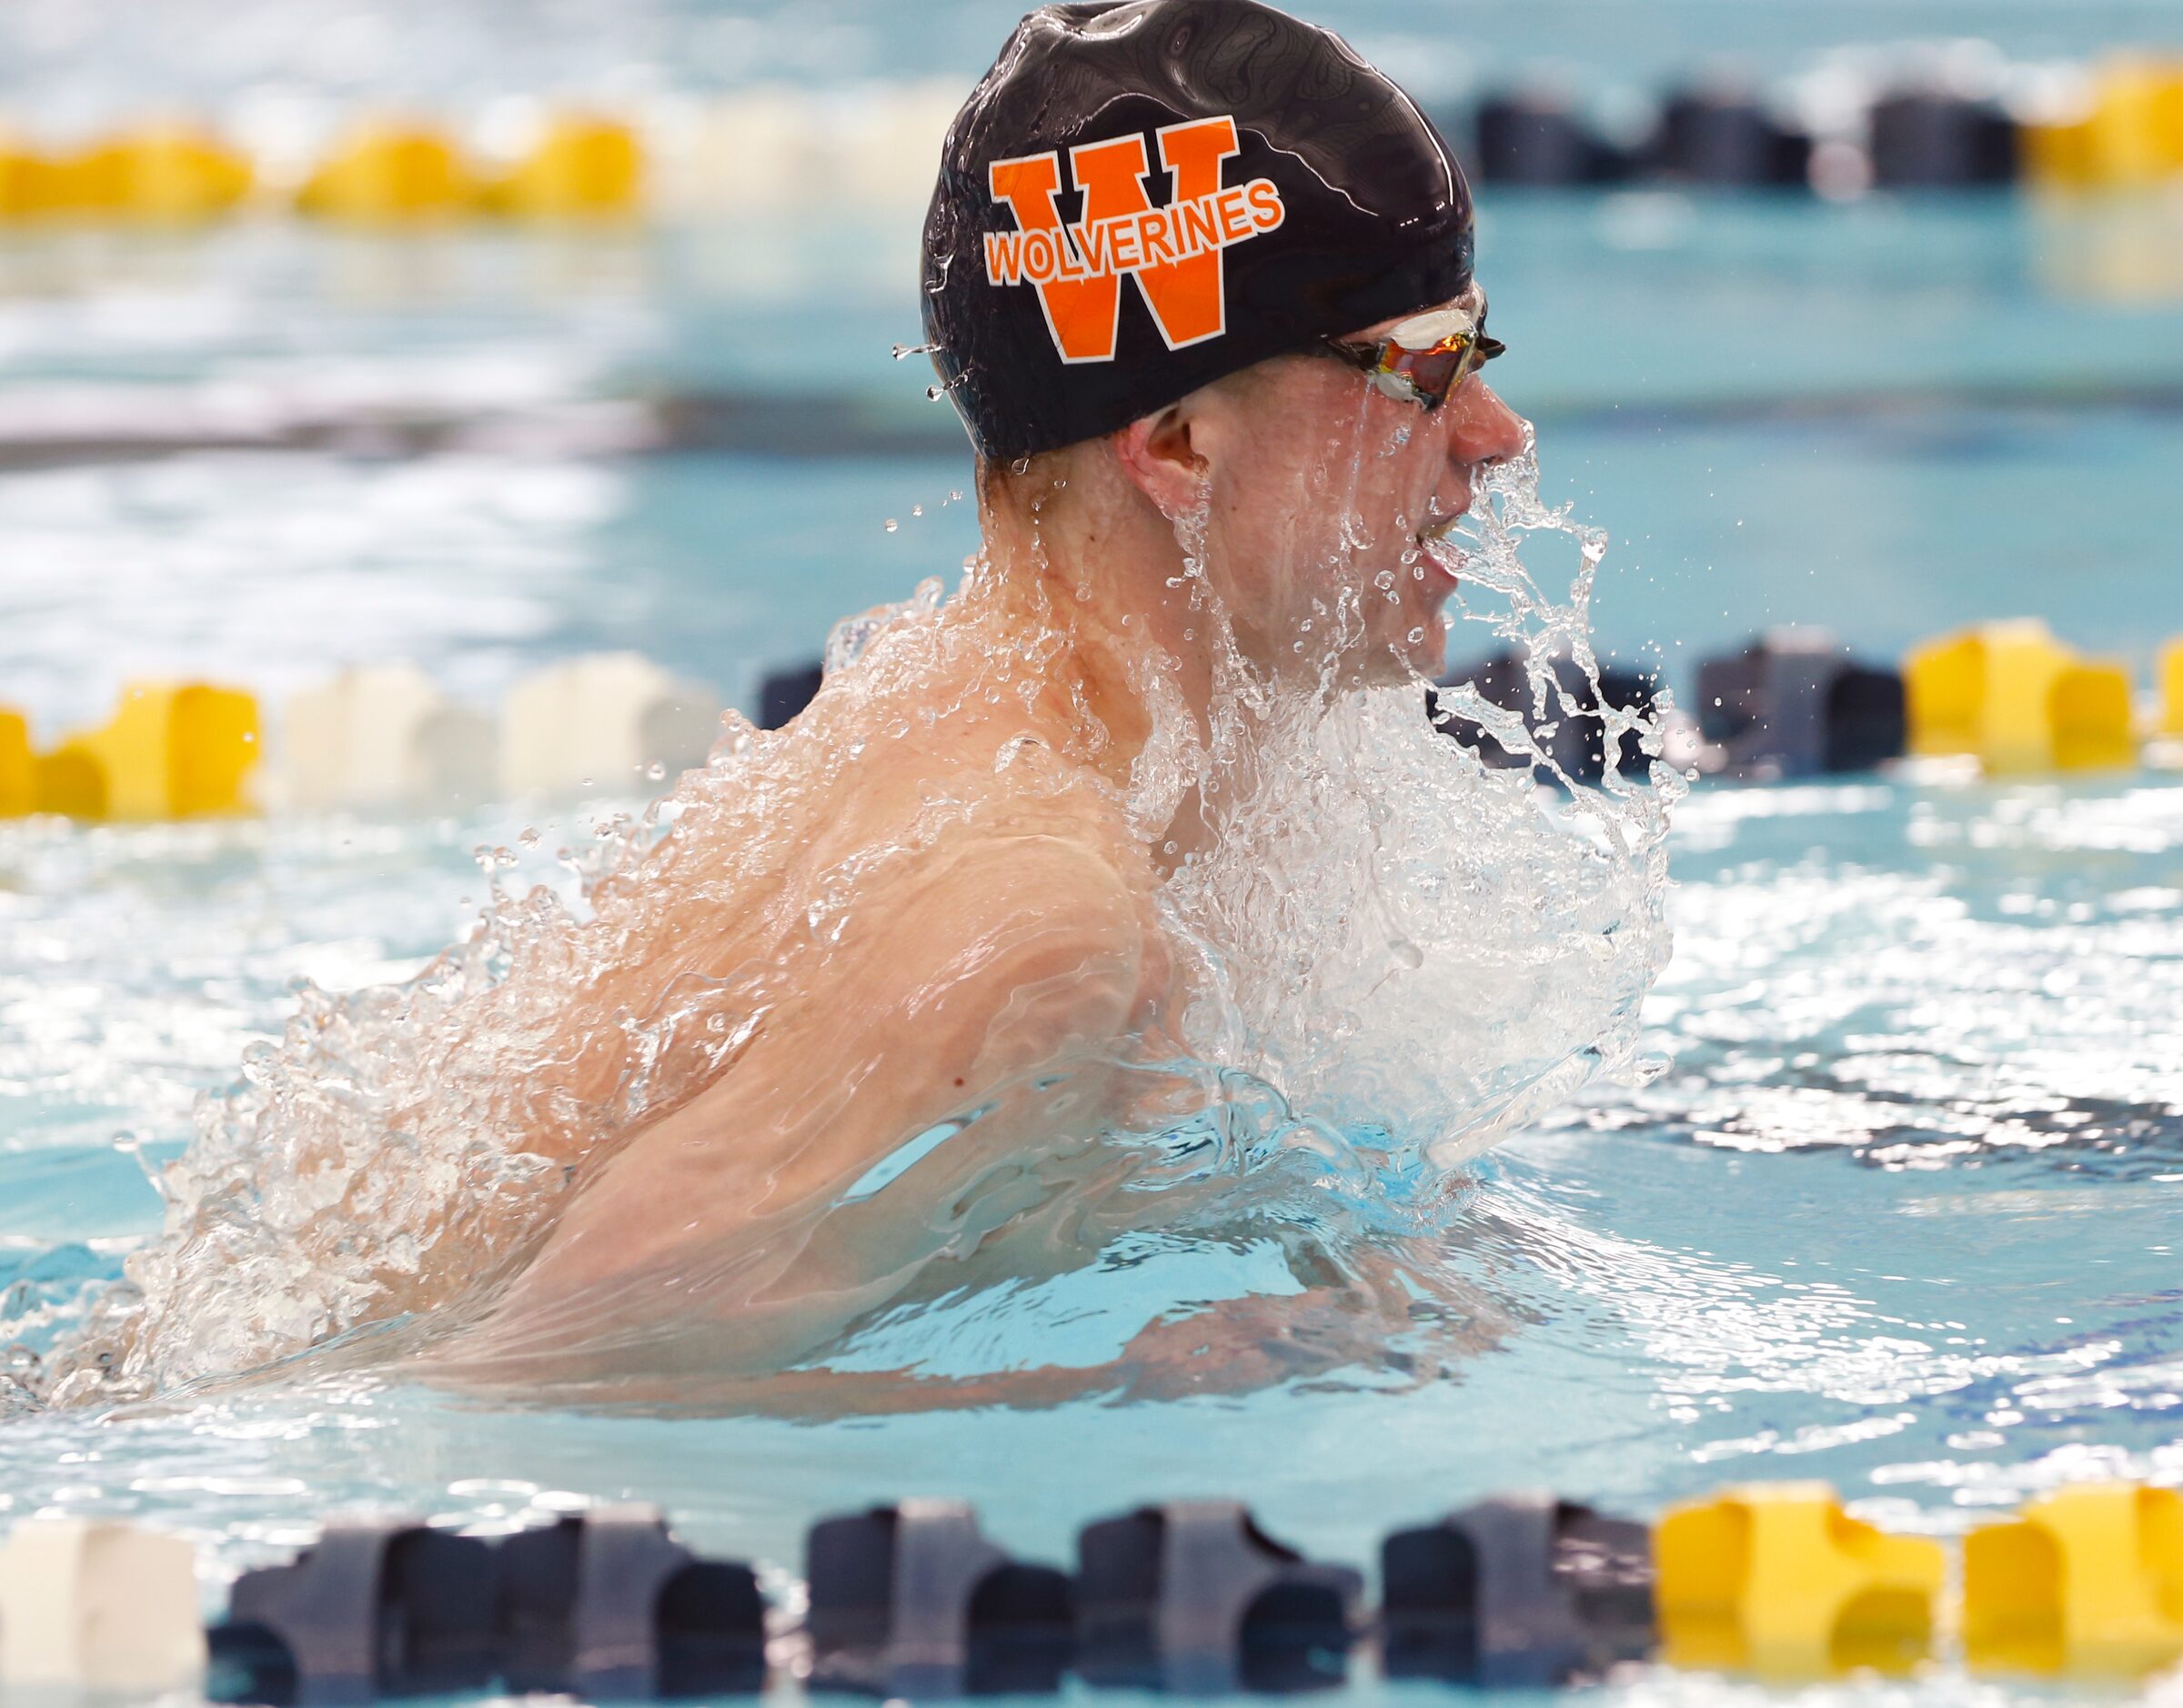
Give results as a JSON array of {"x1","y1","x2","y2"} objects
[
  {"x1": 925, "y1": 0, "x2": 1476, "y2": 463},
  {"x1": 927, "y1": 0, "x2": 1524, "y2": 681}
]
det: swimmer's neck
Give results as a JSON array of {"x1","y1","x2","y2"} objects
[{"x1": 969, "y1": 463, "x2": 1217, "y2": 782}]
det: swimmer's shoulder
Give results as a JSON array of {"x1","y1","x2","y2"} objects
[
  {"x1": 833, "y1": 719, "x2": 1166, "y2": 1006},
  {"x1": 770, "y1": 665, "x2": 1162, "y2": 971}
]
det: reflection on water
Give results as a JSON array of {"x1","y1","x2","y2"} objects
[
  {"x1": 1600, "y1": 782, "x2": 2183, "y2": 1168},
  {"x1": 0, "y1": 453, "x2": 618, "y2": 732}
]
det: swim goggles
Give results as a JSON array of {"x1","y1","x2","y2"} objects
[{"x1": 1322, "y1": 288, "x2": 1504, "y2": 412}]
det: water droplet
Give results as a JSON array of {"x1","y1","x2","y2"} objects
[
  {"x1": 113, "y1": 1130, "x2": 169, "y2": 1201},
  {"x1": 518, "y1": 828, "x2": 541, "y2": 849},
  {"x1": 950, "y1": 489, "x2": 963, "y2": 503},
  {"x1": 911, "y1": 504, "x2": 924, "y2": 517},
  {"x1": 646, "y1": 760, "x2": 667, "y2": 780},
  {"x1": 884, "y1": 518, "x2": 899, "y2": 533}
]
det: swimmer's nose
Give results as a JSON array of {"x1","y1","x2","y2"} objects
[{"x1": 1446, "y1": 380, "x2": 1527, "y2": 468}]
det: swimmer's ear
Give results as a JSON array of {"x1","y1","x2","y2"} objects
[{"x1": 1110, "y1": 402, "x2": 1207, "y2": 517}]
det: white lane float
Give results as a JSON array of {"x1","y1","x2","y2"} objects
[
  {"x1": 0, "y1": 1518, "x2": 206, "y2": 1690},
  {"x1": 500, "y1": 650, "x2": 721, "y2": 799},
  {"x1": 281, "y1": 661, "x2": 498, "y2": 811}
]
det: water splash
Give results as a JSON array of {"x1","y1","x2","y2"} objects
[
  {"x1": 41, "y1": 408, "x2": 1678, "y2": 1407},
  {"x1": 1145, "y1": 432, "x2": 1678, "y2": 1203}
]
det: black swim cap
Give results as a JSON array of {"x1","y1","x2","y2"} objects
[{"x1": 922, "y1": 0, "x2": 1475, "y2": 463}]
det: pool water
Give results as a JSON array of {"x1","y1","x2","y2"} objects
[
  {"x1": 2, "y1": 189, "x2": 2182, "y2": 1702},
  {"x1": 7, "y1": 194, "x2": 2182, "y2": 730},
  {"x1": 5, "y1": 0, "x2": 2178, "y2": 120}
]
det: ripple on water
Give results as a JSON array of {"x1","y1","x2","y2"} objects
[{"x1": 1581, "y1": 779, "x2": 2183, "y2": 1173}]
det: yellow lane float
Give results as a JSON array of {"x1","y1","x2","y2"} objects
[
  {"x1": 1903, "y1": 618, "x2": 2137, "y2": 774},
  {"x1": 0, "y1": 134, "x2": 61, "y2": 218},
  {"x1": 281, "y1": 663, "x2": 498, "y2": 812},
  {"x1": 501, "y1": 652, "x2": 719, "y2": 799},
  {"x1": 65, "y1": 125, "x2": 253, "y2": 221},
  {"x1": 297, "y1": 122, "x2": 477, "y2": 222},
  {"x1": 1965, "y1": 1482, "x2": 2183, "y2": 1677},
  {"x1": 2027, "y1": 59, "x2": 2183, "y2": 191},
  {"x1": 480, "y1": 115, "x2": 644, "y2": 219},
  {"x1": 1655, "y1": 1482, "x2": 1945, "y2": 1677},
  {"x1": 36, "y1": 683, "x2": 260, "y2": 820},
  {"x1": 0, "y1": 708, "x2": 33, "y2": 815},
  {"x1": 2161, "y1": 637, "x2": 2183, "y2": 737},
  {"x1": 0, "y1": 1520, "x2": 205, "y2": 1691}
]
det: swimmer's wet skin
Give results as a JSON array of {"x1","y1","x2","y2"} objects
[
  {"x1": 421, "y1": 0, "x2": 1525, "y2": 1391},
  {"x1": 57, "y1": 0, "x2": 1670, "y2": 1404}
]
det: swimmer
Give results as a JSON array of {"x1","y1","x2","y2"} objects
[
  {"x1": 422, "y1": 0, "x2": 1524, "y2": 1392},
  {"x1": 65, "y1": 0, "x2": 1534, "y2": 1405}
]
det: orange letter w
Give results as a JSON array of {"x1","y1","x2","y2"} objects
[{"x1": 989, "y1": 116, "x2": 1243, "y2": 364}]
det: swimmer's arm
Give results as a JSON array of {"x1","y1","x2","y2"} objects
[
  {"x1": 508, "y1": 1267, "x2": 1502, "y2": 1416},
  {"x1": 444, "y1": 830, "x2": 1155, "y2": 1347}
]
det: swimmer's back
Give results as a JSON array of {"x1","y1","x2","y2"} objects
[{"x1": 430, "y1": 604, "x2": 1171, "y2": 1372}]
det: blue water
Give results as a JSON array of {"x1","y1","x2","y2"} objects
[
  {"x1": 5, "y1": 779, "x2": 2181, "y2": 1700},
  {"x1": 5, "y1": 0, "x2": 2178, "y2": 117},
  {"x1": 2, "y1": 183, "x2": 2182, "y2": 1699}
]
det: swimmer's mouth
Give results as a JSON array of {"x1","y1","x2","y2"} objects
[
  {"x1": 1419, "y1": 513, "x2": 1467, "y2": 573},
  {"x1": 1420, "y1": 495, "x2": 1471, "y2": 546},
  {"x1": 1422, "y1": 517, "x2": 1462, "y2": 546}
]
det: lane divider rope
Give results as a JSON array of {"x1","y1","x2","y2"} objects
[
  {"x1": 2, "y1": 55, "x2": 2183, "y2": 228},
  {"x1": 4, "y1": 1481, "x2": 2181, "y2": 1697},
  {"x1": 2, "y1": 625, "x2": 2177, "y2": 826}
]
